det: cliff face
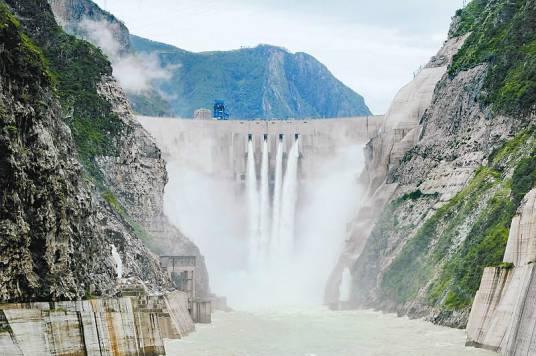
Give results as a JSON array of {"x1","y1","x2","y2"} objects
[
  {"x1": 131, "y1": 36, "x2": 372, "y2": 119},
  {"x1": 44, "y1": 0, "x2": 211, "y2": 297},
  {"x1": 325, "y1": 32, "x2": 471, "y2": 308},
  {"x1": 0, "y1": 1, "x2": 168, "y2": 302},
  {"x1": 94, "y1": 75, "x2": 211, "y2": 297},
  {"x1": 47, "y1": 0, "x2": 173, "y2": 116},
  {"x1": 48, "y1": 0, "x2": 130, "y2": 54},
  {"x1": 328, "y1": 0, "x2": 536, "y2": 335}
]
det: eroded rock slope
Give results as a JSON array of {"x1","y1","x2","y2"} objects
[
  {"x1": 329, "y1": 0, "x2": 536, "y2": 335},
  {"x1": 0, "y1": 0, "x2": 166, "y2": 301}
]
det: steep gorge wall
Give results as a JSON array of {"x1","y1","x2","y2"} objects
[
  {"x1": 0, "y1": 1, "x2": 202, "y2": 352},
  {"x1": 45, "y1": 0, "x2": 211, "y2": 298},
  {"x1": 0, "y1": 0, "x2": 165, "y2": 302},
  {"x1": 325, "y1": 31, "x2": 469, "y2": 306},
  {"x1": 330, "y1": 0, "x2": 536, "y2": 333}
]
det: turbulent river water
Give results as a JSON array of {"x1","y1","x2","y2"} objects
[{"x1": 165, "y1": 307, "x2": 495, "y2": 356}]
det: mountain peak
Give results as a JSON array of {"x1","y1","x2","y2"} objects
[{"x1": 49, "y1": 0, "x2": 372, "y2": 119}]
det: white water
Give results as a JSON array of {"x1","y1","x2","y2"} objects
[
  {"x1": 111, "y1": 244, "x2": 123, "y2": 280},
  {"x1": 270, "y1": 138, "x2": 284, "y2": 261},
  {"x1": 258, "y1": 138, "x2": 270, "y2": 268},
  {"x1": 163, "y1": 132, "x2": 365, "y2": 308},
  {"x1": 247, "y1": 139, "x2": 260, "y2": 268},
  {"x1": 165, "y1": 308, "x2": 495, "y2": 356},
  {"x1": 142, "y1": 118, "x2": 488, "y2": 356},
  {"x1": 276, "y1": 138, "x2": 300, "y2": 262},
  {"x1": 339, "y1": 268, "x2": 352, "y2": 302}
]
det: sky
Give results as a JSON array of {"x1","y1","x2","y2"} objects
[{"x1": 93, "y1": 0, "x2": 465, "y2": 114}]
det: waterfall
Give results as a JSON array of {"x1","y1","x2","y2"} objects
[
  {"x1": 339, "y1": 267, "x2": 352, "y2": 302},
  {"x1": 270, "y1": 138, "x2": 284, "y2": 258},
  {"x1": 278, "y1": 137, "x2": 300, "y2": 260},
  {"x1": 258, "y1": 138, "x2": 270, "y2": 266},
  {"x1": 111, "y1": 244, "x2": 123, "y2": 280},
  {"x1": 247, "y1": 138, "x2": 259, "y2": 267}
]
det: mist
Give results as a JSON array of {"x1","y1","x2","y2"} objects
[
  {"x1": 79, "y1": 18, "x2": 172, "y2": 93},
  {"x1": 160, "y1": 131, "x2": 365, "y2": 310}
]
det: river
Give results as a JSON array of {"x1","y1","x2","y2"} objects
[{"x1": 165, "y1": 307, "x2": 495, "y2": 356}]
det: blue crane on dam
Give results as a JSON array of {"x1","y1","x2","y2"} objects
[{"x1": 213, "y1": 100, "x2": 230, "y2": 120}]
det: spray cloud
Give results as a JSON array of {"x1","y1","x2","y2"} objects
[{"x1": 79, "y1": 18, "x2": 173, "y2": 94}]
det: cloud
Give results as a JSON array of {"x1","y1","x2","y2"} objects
[{"x1": 79, "y1": 18, "x2": 173, "y2": 94}]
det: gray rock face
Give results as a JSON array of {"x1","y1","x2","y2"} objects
[
  {"x1": 325, "y1": 34, "x2": 469, "y2": 307},
  {"x1": 48, "y1": 0, "x2": 131, "y2": 54},
  {"x1": 0, "y1": 7, "x2": 166, "y2": 301},
  {"x1": 349, "y1": 63, "x2": 516, "y2": 325},
  {"x1": 42, "y1": 0, "x2": 211, "y2": 298},
  {"x1": 94, "y1": 76, "x2": 211, "y2": 297},
  {"x1": 328, "y1": 15, "x2": 527, "y2": 328}
]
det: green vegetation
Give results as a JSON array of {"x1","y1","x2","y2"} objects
[
  {"x1": 451, "y1": 0, "x2": 488, "y2": 38},
  {"x1": 4, "y1": 0, "x2": 125, "y2": 187},
  {"x1": 0, "y1": 3, "x2": 51, "y2": 95},
  {"x1": 102, "y1": 190, "x2": 158, "y2": 252},
  {"x1": 380, "y1": 128, "x2": 536, "y2": 310},
  {"x1": 45, "y1": 31, "x2": 124, "y2": 185},
  {"x1": 130, "y1": 35, "x2": 371, "y2": 119},
  {"x1": 497, "y1": 262, "x2": 515, "y2": 269},
  {"x1": 432, "y1": 185, "x2": 513, "y2": 309},
  {"x1": 489, "y1": 127, "x2": 534, "y2": 167},
  {"x1": 381, "y1": 167, "x2": 498, "y2": 303},
  {"x1": 512, "y1": 154, "x2": 536, "y2": 205},
  {"x1": 397, "y1": 189, "x2": 439, "y2": 203},
  {"x1": 2, "y1": 1, "x2": 159, "y2": 252},
  {"x1": 128, "y1": 90, "x2": 172, "y2": 117},
  {"x1": 450, "y1": 0, "x2": 536, "y2": 115}
]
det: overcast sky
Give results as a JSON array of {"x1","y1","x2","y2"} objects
[{"x1": 94, "y1": 0, "x2": 464, "y2": 114}]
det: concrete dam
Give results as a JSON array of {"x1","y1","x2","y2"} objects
[
  {"x1": 139, "y1": 116, "x2": 383, "y2": 179},
  {"x1": 139, "y1": 115, "x2": 383, "y2": 307}
]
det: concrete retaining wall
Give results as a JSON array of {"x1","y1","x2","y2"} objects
[
  {"x1": 0, "y1": 291, "x2": 193, "y2": 355},
  {"x1": 466, "y1": 188, "x2": 536, "y2": 355}
]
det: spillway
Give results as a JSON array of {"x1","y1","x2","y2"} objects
[
  {"x1": 270, "y1": 138, "x2": 284, "y2": 262},
  {"x1": 247, "y1": 139, "x2": 260, "y2": 268},
  {"x1": 258, "y1": 138, "x2": 270, "y2": 268},
  {"x1": 276, "y1": 137, "x2": 300, "y2": 262},
  {"x1": 139, "y1": 116, "x2": 375, "y2": 308}
]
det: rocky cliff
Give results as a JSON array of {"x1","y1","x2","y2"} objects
[
  {"x1": 0, "y1": 0, "x2": 210, "y2": 302},
  {"x1": 0, "y1": 0, "x2": 169, "y2": 304},
  {"x1": 48, "y1": 0, "x2": 130, "y2": 54},
  {"x1": 94, "y1": 74, "x2": 211, "y2": 297},
  {"x1": 48, "y1": 0, "x2": 173, "y2": 116},
  {"x1": 328, "y1": 0, "x2": 536, "y2": 339}
]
